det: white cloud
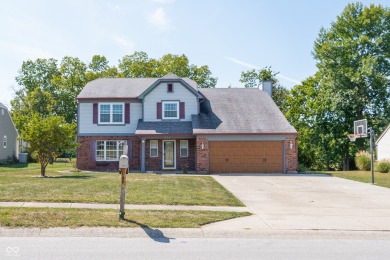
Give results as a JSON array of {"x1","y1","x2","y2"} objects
[
  {"x1": 225, "y1": 56, "x2": 301, "y2": 85},
  {"x1": 112, "y1": 36, "x2": 135, "y2": 53},
  {"x1": 0, "y1": 40, "x2": 54, "y2": 59},
  {"x1": 148, "y1": 7, "x2": 173, "y2": 31},
  {"x1": 225, "y1": 56, "x2": 260, "y2": 70}
]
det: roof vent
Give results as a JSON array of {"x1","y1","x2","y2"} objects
[{"x1": 261, "y1": 80, "x2": 273, "y2": 97}]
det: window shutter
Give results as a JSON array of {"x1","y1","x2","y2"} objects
[
  {"x1": 127, "y1": 140, "x2": 132, "y2": 159},
  {"x1": 93, "y1": 103, "x2": 98, "y2": 124},
  {"x1": 180, "y1": 102, "x2": 185, "y2": 119},
  {"x1": 125, "y1": 103, "x2": 130, "y2": 124},
  {"x1": 157, "y1": 102, "x2": 162, "y2": 119},
  {"x1": 90, "y1": 141, "x2": 96, "y2": 162}
]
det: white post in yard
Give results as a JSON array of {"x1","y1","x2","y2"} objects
[{"x1": 119, "y1": 155, "x2": 129, "y2": 219}]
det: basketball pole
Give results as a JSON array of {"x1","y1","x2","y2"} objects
[{"x1": 368, "y1": 127, "x2": 375, "y2": 184}]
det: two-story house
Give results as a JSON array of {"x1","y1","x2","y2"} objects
[
  {"x1": 76, "y1": 73, "x2": 298, "y2": 174},
  {"x1": 0, "y1": 102, "x2": 18, "y2": 162}
]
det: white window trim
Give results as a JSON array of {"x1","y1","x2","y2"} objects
[
  {"x1": 162, "y1": 101, "x2": 179, "y2": 120},
  {"x1": 98, "y1": 103, "x2": 124, "y2": 124},
  {"x1": 3, "y1": 135, "x2": 7, "y2": 148},
  {"x1": 180, "y1": 140, "x2": 188, "y2": 157},
  {"x1": 96, "y1": 140, "x2": 127, "y2": 161},
  {"x1": 150, "y1": 140, "x2": 158, "y2": 157}
]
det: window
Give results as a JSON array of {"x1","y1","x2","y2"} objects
[
  {"x1": 3, "y1": 135, "x2": 7, "y2": 148},
  {"x1": 180, "y1": 140, "x2": 188, "y2": 157},
  {"x1": 163, "y1": 101, "x2": 179, "y2": 119},
  {"x1": 99, "y1": 103, "x2": 124, "y2": 124},
  {"x1": 150, "y1": 140, "x2": 158, "y2": 157},
  {"x1": 167, "y1": 83, "x2": 173, "y2": 93},
  {"x1": 96, "y1": 140, "x2": 127, "y2": 161}
]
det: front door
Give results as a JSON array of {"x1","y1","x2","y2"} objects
[{"x1": 163, "y1": 140, "x2": 175, "y2": 169}]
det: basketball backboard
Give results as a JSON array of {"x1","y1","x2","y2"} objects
[{"x1": 354, "y1": 119, "x2": 368, "y2": 137}]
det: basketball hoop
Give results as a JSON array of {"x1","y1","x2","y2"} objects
[{"x1": 347, "y1": 134, "x2": 361, "y2": 142}]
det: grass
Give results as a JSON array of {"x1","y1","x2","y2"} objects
[
  {"x1": 0, "y1": 162, "x2": 244, "y2": 206},
  {"x1": 0, "y1": 207, "x2": 251, "y2": 228},
  {"x1": 316, "y1": 170, "x2": 390, "y2": 188}
]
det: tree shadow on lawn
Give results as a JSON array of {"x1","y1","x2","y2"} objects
[
  {"x1": 0, "y1": 163, "x2": 28, "y2": 169},
  {"x1": 121, "y1": 218, "x2": 174, "y2": 243},
  {"x1": 49, "y1": 175, "x2": 94, "y2": 179}
]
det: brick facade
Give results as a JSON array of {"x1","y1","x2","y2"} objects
[
  {"x1": 144, "y1": 139, "x2": 196, "y2": 171},
  {"x1": 77, "y1": 135, "x2": 298, "y2": 174},
  {"x1": 77, "y1": 136, "x2": 141, "y2": 171},
  {"x1": 196, "y1": 137, "x2": 209, "y2": 173},
  {"x1": 285, "y1": 138, "x2": 298, "y2": 173}
]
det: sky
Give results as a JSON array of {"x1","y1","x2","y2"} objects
[{"x1": 0, "y1": 0, "x2": 388, "y2": 107}]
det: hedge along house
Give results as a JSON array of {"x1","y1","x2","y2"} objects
[
  {"x1": 0, "y1": 102, "x2": 18, "y2": 162},
  {"x1": 76, "y1": 73, "x2": 298, "y2": 173}
]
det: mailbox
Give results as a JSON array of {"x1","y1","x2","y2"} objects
[{"x1": 119, "y1": 155, "x2": 129, "y2": 169}]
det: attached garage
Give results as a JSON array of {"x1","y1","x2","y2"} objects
[{"x1": 209, "y1": 141, "x2": 284, "y2": 173}]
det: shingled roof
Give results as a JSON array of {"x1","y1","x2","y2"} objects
[
  {"x1": 136, "y1": 120, "x2": 193, "y2": 135},
  {"x1": 77, "y1": 75, "x2": 198, "y2": 99},
  {"x1": 192, "y1": 88, "x2": 297, "y2": 134}
]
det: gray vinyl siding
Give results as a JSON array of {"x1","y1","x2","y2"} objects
[
  {"x1": 78, "y1": 102, "x2": 142, "y2": 135},
  {"x1": 198, "y1": 135, "x2": 296, "y2": 141},
  {"x1": 0, "y1": 107, "x2": 18, "y2": 161},
  {"x1": 377, "y1": 129, "x2": 390, "y2": 160},
  {"x1": 143, "y1": 82, "x2": 198, "y2": 122}
]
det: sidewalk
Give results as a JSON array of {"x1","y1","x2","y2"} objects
[{"x1": 0, "y1": 201, "x2": 250, "y2": 212}]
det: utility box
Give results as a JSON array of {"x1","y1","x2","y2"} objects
[{"x1": 119, "y1": 155, "x2": 129, "y2": 169}]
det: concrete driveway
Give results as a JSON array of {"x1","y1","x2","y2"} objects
[{"x1": 204, "y1": 174, "x2": 390, "y2": 231}]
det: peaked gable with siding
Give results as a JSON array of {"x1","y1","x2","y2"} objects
[
  {"x1": 376, "y1": 124, "x2": 390, "y2": 161},
  {"x1": 0, "y1": 103, "x2": 18, "y2": 161}
]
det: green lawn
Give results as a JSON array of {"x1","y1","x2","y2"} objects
[
  {"x1": 0, "y1": 162, "x2": 244, "y2": 206},
  {"x1": 316, "y1": 170, "x2": 390, "y2": 188},
  {"x1": 0, "y1": 207, "x2": 251, "y2": 228}
]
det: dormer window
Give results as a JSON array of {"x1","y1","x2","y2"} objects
[
  {"x1": 162, "y1": 101, "x2": 179, "y2": 119},
  {"x1": 167, "y1": 83, "x2": 173, "y2": 93}
]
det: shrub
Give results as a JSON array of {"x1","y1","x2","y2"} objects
[
  {"x1": 298, "y1": 163, "x2": 308, "y2": 173},
  {"x1": 376, "y1": 160, "x2": 390, "y2": 173},
  {"x1": 355, "y1": 151, "x2": 371, "y2": 171}
]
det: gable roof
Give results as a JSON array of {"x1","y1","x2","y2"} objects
[
  {"x1": 77, "y1": 74, "x2": 199, "y2": 100},
  {"x1": 376, "y1": 123, "x2": 390, "y2": 144},
  {"x1": 192, "y1": 88, "x2": 297, "y2": 134}
]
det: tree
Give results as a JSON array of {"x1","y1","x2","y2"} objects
[
  {"x1": 86, "y1": 55, "x2": 118, "y2": 81},
  {"x1": 239, "y1": 67, "x2": 290, "y2": 113},
  {"x1": 21, "y1": 114, "x2": 76, "y2": 177},
  {"x1": 285, "y1": 75, "x2": 346, "y2": 170},
  {"x1": 118, "y1": 51, "x2": 217, "y2": 88},
  {"x1": 313, "y1": 2, "x2": 390, "y2": 170}
]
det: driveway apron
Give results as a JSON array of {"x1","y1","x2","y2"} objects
[{"x1": 209, "y1": 174, "x2": 390, "y2": 231}]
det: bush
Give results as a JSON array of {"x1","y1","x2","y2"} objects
[
  {"x1": 376, "y1": 160, "x2": 390, "y2": 173},
  {"x1": 355, "y1": 151, "x2": 371, "y2": 171},
  {"x1": 298, "y1": 163, "x2": 308, "y2": 173}
]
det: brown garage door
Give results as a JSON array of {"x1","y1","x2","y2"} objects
[{"x1": 209, "y1": 141, "x2": 283, "y2": 173}]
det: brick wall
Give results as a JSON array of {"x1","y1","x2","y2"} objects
[
  {"x1": 144, "y1": 139, "x2": 195, "y2": 171},
  {"x1": 285, "y1": 138, "x2": 298, "y2": 173},
  {"x1": 77, "y1": 136, "x2": 141, "y2": 171},
  {"x1": 196, "y1": 137, "x2": 209, "y2": 173}
]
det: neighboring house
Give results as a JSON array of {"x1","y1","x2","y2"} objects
[
  {"x1": 76, "y1": 73, "x2": 298, "y2": 173},
  {"x1": 0, "y1": 102, "x2": 18, "y2": 162},
  {"x1": 376, "y1": 124, "x2": 390, "y2": 161}
]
